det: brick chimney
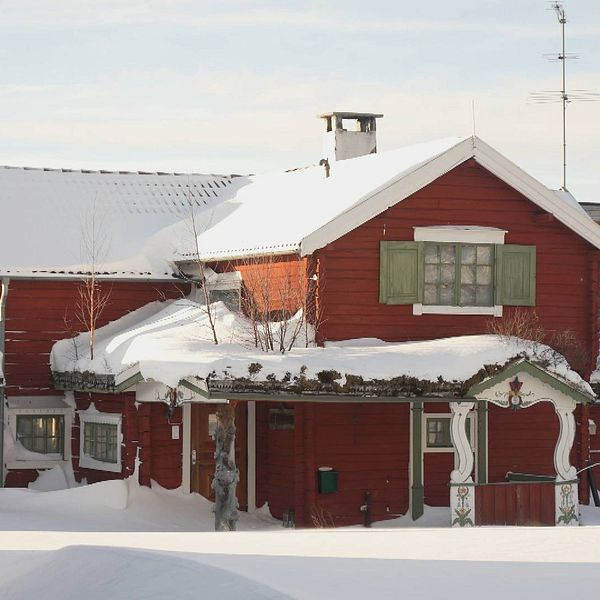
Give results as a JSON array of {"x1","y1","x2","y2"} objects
[{"x1": 320, "y1": 112, "x2": 383, "y2": 163}]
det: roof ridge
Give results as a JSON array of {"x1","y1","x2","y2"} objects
[{"x1": 0, "y1": 164, "x2": 241, "y2": 178}]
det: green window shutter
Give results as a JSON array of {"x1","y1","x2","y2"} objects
[
  {"x1": 379, "y1": 241, "x2": 423, "y2": 304},
  {"x1": 495, "y1": 245, "x2": 536, "y2": 306}
]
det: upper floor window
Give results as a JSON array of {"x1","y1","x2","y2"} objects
[
  {"x1": 424, "y1": 243, "x2": 493, "y2": 307},
  {"x1": 379, "y1": 227, "x2": 536, "y2": 315}
]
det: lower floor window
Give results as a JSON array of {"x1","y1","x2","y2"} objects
[
  {"x1": 425, "y1": 415, "x2": 472, "y2": 451},
  {"x1": 83, "y1": 422, "x2": 118, "y2": 464},
  {"x1": 79, "y1": 410, "x2": 122, "y2": 472},
  {"x1": 16, "y1": 415, "x2": 64, "y2": 457}
]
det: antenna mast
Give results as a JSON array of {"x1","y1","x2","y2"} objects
[
  {"x1": 528, "y1": 3, "x2": 599, "y2": 192},
  {"x1": 554, "y1": 2, "x2": 567, "y2": 190}
]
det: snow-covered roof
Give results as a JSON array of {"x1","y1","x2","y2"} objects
[
  {"x1": 155, "y1": 136, "x2": 599, "y2": 262},
  {"x1": 0, "y1": 166, "x2": 248, "y2": 279},
  {"x1": 51, "y1": 298, "x2": 592, "y2": 397}
]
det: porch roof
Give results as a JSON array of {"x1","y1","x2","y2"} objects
[{"x1": 50, "y1": 298, "x2": 593, "y2": 401}]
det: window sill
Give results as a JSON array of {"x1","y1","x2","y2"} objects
[
  {"x1": 79, "y1": 456, "x2": 122, "y2": 473},
  {"x1": 413, "y1": 304, "x2": 503, "y2": 317},
  {"x1": 7, "y1": 459, "x2": 69, "y2": 470}
]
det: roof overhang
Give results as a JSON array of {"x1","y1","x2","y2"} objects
[{"x1": 300, "y1": 136, "x2": 600, "y2": 256}]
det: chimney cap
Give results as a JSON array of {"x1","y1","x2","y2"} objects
[{"x1": 319, "y1": 111, "x2": 383, "y2": 119}]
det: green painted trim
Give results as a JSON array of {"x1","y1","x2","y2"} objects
[
  {"x1": 411, "y1": 401, "x2": 424, "y2": 521},
  {"x1": 379, "y1": 241, "x2": 422, "y2": 305},
  {"x1": 495, "y1": 244, "x2": 536, "y2": 306},
  {"x1": 113, "y1": 372, "x2": 144, "y2": 393},
  {"x1": 468, "y1": 359, "x2": 593, "y2": 404},
  {"x1": 180, "y1": 378, "x2": 211, "y2": 399},
  {"x1": 476, "y1": 403, "x2": 488, "y2": 484}
]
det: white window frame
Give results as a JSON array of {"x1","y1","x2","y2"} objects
[
  {"x1": 7, "y1": 405, "x2": 73, "y2": 470},
  {"x1": 78, "y1": 410, "x2": 122, "y2": 473},
  {"x1": 423, "y1": 412, "x2": 475, "y2": 454},
  {"x1": 412, "y1": 226, "x2": 506, "y2": 316}
]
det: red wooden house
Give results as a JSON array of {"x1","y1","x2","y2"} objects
[{"x1": 2, "y1": 113, "x2": 600, "y2": 528}]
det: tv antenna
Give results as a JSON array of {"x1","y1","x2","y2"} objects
[{"x1": 528, "y1": 2, "x2": 600, "y2": 191}]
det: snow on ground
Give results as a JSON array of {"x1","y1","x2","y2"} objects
[
  {"x1": 1, "y1": 478, "x2": 600, "y2": 598},
  {"x1": 51, "y1": 298, "x2": 591, "y2": 394}
]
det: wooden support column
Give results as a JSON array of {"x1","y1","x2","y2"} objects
[
  {"x1": 138, "y1": 403, "x2": 152, "y2": 487},
  {"x1": 410, "y1": 401, "x2": 424, "y2": 521},
  {"x1": 476, "y1": 402, "x2": 488, "y2": 484},
  {"x1": 213, "y1": 402, "x2": 239, "y2": 531}
]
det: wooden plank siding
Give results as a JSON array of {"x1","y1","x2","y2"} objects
[
  {"x1": 2, "y1": 279, "x2": 188, "y2": 488},
  {"x1": 315, "y1": 162, "x2": 597, "y2": 379}
]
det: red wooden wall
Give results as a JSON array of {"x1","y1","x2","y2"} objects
[
  {"x1": 488, "y1": 402, "x2": 558, "y2": 482},
  {"x1": 256, "y1": 401, "x2": 410, "y2": 527},
  {"x1": 475, "y1": 482, "x2": 555, "y2": 526},
  {"x1": 3, "y1": 278, "x2": 188, "y2": 487},
  {"x1": 3, "y1": 279, "x2": 188, "y2": 396},
  {"x1": 315, "y1": 161, "x2": 598, "y2": 377},
  {"x1": 256, "y1": 402, "x2": 296, "y2": 520}
]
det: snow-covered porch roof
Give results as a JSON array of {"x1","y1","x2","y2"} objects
[{"x1": 50, "y1": 299, "x2": 594, "y2": 403}]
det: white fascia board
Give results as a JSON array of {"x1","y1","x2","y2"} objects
[
  {"x1": 300, "y1": 138, "x2": 475, "y2": 256},
  {"x1": 472, "y1": 138, "x2": 600, "y2": 251}
]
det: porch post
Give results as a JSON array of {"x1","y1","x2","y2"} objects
[
  {"x1": 450, "y1": 401, "x2": 475, "y2": 527},
  {"x1": 554, "y1": 401, "x2": 579, "y2": 526},
  {"x1": 410, "y1": 401, "x2": 424, "y2": 520},
  {"x1": 213, "y1": 402, "x2": 239, "y2": 531},
  {"x1": 476, "y1": 402, "x2": 488, "y2": 484}
]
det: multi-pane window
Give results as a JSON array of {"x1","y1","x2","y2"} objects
[
  {"x1": 424, "y1": 243, "x2": 493, "y2": 307},
  {"x1": 425, "y1": 416, "x2": 472, "y2": 450},
  {"x1": 16, "y1": 415, "x2": 65, "y2": 457},
  {"x1": 83, "y1": 422, "x2": 119, "y2": 464}
]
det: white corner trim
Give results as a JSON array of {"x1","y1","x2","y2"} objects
[
  {"x1": 413, "y1": 226, "x2": 506, "y2": 244},
  {"x1": 182, "y1": 403, "x2": 192, "y2": 494},
  {"x1": 78, "y1": 410, "x2": 122, "y2": 473},
  {"x1": 413, "y1": 304, "x2": 502, "y2": 317}
]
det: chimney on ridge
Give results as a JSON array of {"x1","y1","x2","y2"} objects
[{"x1": 320, "y1": 112, "x2": 383, "y2": 164}]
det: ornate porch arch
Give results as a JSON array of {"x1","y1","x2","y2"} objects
[{"x1": 448, "y1": 360, "x2": 593, "y2": 527}]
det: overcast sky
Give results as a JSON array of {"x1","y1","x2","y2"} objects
[{"x1": 0, "y1": 0, "x2": 598, "y2": 201}]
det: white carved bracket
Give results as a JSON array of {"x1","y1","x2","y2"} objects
[{"x1": 450, "y1": 401, "x2": 475, "y2": 484}]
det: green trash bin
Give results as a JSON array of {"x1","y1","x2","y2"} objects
[{"x1": 317, "y1": 467, "x2": 338, "y2": 494}]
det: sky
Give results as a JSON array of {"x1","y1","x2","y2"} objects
[{"x1": 0, "y1": 0, "x2": 598, "y2": 201}]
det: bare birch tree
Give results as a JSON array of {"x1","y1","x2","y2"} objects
[
  {"x1": 240, "y1": 254, "x2": 321, "y2": 353},
  {"x1": 76, "y1": 201, "x2": 111, "y2": 360}
]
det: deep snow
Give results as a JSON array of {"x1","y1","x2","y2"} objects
[
  {"x1": 1, "y1": 477, "x2": 600, "y2": 598},
  {"x1": 51, "y1": 298, "x2": 592, "y2": 395}
]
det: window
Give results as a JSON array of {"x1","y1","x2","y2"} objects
[
  {"x1": 16, "y1": 415, "x2": 64, "y2": 458},
  {"x1": 6, "y1": 397, "x2": 73, "y2": 469},
  {"x1": 379, "y1": 228, "x2": 535, "y2": 314},
  {"x1": 269, "y1": 408, "x2": 295, "y2": 430},
  {"x1": 83, "y1": 422, "x2": 118, "y2": 464},
  {"x1": 79, "y1": 410, "x2": 122, "y2": 473},
  {"x1": 424, "y1": 243, "x2": 493, "y2": 307},
  {"x1": 424, "y1": 414, "x2": 473, "y2": 452},
  {"x1": 209, "y1": 288, "x2": 241, "y2": 312}
]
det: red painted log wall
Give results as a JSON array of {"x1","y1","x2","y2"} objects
[
  {"x1": 3, "y1": 278, "x2": 188, "y2": 487},
  {"x1": 488, "y1": 402, "x2": 558, "y2": 482},
  {"x1": 315, "y1": 162, "x2": 597, "y2": 376}
]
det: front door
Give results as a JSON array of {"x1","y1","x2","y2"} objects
[{"x1": 190, "y1": 403, "x2": 247, "y2": 510}]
